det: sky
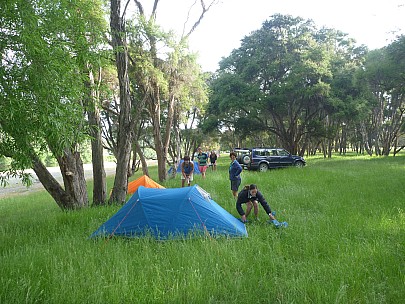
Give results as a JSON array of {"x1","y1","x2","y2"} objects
[{"x1": 139, "y1": 0, "x2": 405, "y2": 72}]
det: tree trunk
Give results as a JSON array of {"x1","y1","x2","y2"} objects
[
  {"x1": 327, "y1": 139, "x2": 332, "y2": 158},
  {"x1": 153, "y1": 111, "x2": 167, "y2": 182},
  {"x1": 32, "y1": 156, "x2": 72, "y2": 210},
  {"x1": 87, "y1": 67, "x2": 107, "y2": 205},
  {"x1": 360, "y1": 122, "x2": 373, "y2": 156},
  {"x1": 155, "y1": 94, "x2": 176, "y2": 182},
  {"x1": 148, "y1": 81, "x2": 167, "y2": 182},
  {"x1": 32, "y1": 150, "x2": 88, "y2": 210},
  {"x1": 56, "y1": 149, "x2": 88, "y2": 209},
  {"x1": 135, "y1": 144, "x2": 149, "y2": 176},
  {"x1": 130, "y1": 145, "x2": 138, "y2": 175},
  {"x1": 321, "y1": 140, "x2": 327, "y2": 158},
  {"x1": 109, "y1": 0, "x2": 134, "y2": 204},
  {"x1": 89, "y1": 107, "x2": 107, "y2": 205},
  {"x1": 174, "y1": 114, "x2": 182, "y2": 165}
]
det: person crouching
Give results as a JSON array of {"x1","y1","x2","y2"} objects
[
  {"x1": 181, "y1": 155, "x2": 194, "y2": 187},
  {"x1": 236, "y1": 184, "x2": 277, "y2": 223}
]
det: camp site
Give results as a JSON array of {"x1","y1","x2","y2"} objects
[
  {"x1": 1, "y1": 154, "x2": 404, "y2": 303},
  {"x1": 1, "y1": 0, "x2": 405, "y2": 303}
]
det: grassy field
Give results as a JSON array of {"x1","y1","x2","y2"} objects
[{"x1": 0, "y1": 153, "x2": 404, "y2": 303}]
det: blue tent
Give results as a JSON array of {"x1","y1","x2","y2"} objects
[
  {"x1": 90, "y1": 185, "x2": 247, "y2": 240},
  {"x1": 168, "y1": 160, "x2": 201, "y2": 175}
]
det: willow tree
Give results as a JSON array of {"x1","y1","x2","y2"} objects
[{"x1": 0, "y1": 0, "x2": 107, "y2": 210}]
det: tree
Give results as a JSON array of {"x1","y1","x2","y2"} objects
[
  {"x1": 359, "y1": 38, "x2": 405, "y2": 156},
  {"x1": 209, "y1": 15, "x2": 332, "y2": 154},
  {"x1": 313, "y1": 29, "x2": 369, "y2": 157},
  {"x1": 208, "y1": 14, "x2": 368, "y2": 156},
  {"x1": 108, "y1": 0, "x2": 139, "y2": 204},
  {"x1": 86, "y1": 65, "x2": 108, "y2": 205},
  {"x1": 108, "y1": 0, "x2": 214, "y2": 184},
  {"x1": 0, "y1": 0, "x2": 107, "y2": 209}
]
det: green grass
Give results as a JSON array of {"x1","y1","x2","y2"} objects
[{"x1": 1, "y1": 154, "x2": 404, "y2": 303}]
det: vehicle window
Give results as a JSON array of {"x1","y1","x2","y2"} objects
[
  {"x1": 271, "y1": 150, "x2": 278, "y2": 156},
  {"x1": 278, "y1": 150, "x2": 289, "y2": 156}
]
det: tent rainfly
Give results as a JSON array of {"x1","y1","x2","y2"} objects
[
  {"x1": 127, "y1": 175, "x2": 164, "y2": 194},
  {"x1": 90, "y1": 185, "x2": 247, "y2": 240}
]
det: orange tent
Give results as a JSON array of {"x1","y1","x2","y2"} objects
[{"x1": 127, "y1": 175, "x2": 165, "y2": 194}]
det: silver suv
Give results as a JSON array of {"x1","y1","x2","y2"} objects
[{"x1": 234, "y1": 147, "x2": 306, "y2": 172}]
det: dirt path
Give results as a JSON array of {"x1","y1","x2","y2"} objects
[{"x1": 0, "y1": 162, "x2": 119, "y2": 198}]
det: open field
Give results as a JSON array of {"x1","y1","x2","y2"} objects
[{"x1": 0, "y1": 153, "x2": 404, "y2": 303}]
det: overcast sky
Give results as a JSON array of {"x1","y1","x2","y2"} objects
[{"x1": 138, "y1": 0, "x2": 405, "y2": 72}]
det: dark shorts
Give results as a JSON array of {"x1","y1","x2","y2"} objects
[{"x1": 231, "y1": 179, "x2": 241, "y2": 191}]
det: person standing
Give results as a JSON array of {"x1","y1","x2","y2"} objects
[
  {"x1": 229, "y1": 151, "x2": 242, "y2": 199},
  {"x1": 209, "y1": 150, "x2": 217, "y2": 171},
  {"x1": 196, "y1": 147, "x2": 208, "y2": 178},
  {"x1": 181, "y1": 155, "x2": 194, "y2": 187}
]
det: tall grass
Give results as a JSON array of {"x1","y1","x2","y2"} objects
[{"x1": 0, "y1": 154, "x2": 404, "y2": 303}]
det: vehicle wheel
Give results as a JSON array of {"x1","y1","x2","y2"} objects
[
  {"x1": 295, "y1": 161, "x2": 304, "y2": 168},
  {"x1": 259, "y1": 163, "x2": 268, "y2": 172},
  {"x1": 242, "y1": 155, "x2": 251, "y2": 165}
]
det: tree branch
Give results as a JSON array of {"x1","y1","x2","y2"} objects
[
  {"x1": 150, "y1": 0, "x2": 159, "y2": 21},
  {"x1": 122, "y1": 0, "x2": 131, "y2": 19},
  {"x1": 133, "y1": 0, "x2": 144, "y2": 16},
  {"x1": 183, "y1": 0, "x2": 218, "y2": 39}
]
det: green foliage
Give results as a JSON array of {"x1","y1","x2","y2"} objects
[
  {"x1": 113, "y1": 13, "x2": 209, "y2": 167},
  {"x1": 0, "y1": 0, "x2": 107, "y2": 169},
  {"x1": 143, "y1": 148, "x2": 157, "y2": 160},
  {"x1": 0, "y1": 157, "x2": 11, "y2": 171},
  {"x1": 208, "y1": 14, "x2": 372, "y2": 154},
  {"x1": 1, "y1": 154, "x2": 404, "y2": 303},
  {"x1": 356, "y1": 39, "x2": 405, "y2": 155},
  {"x1": 43, "y1": 153, "x2": 58, "y2": 167}
]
